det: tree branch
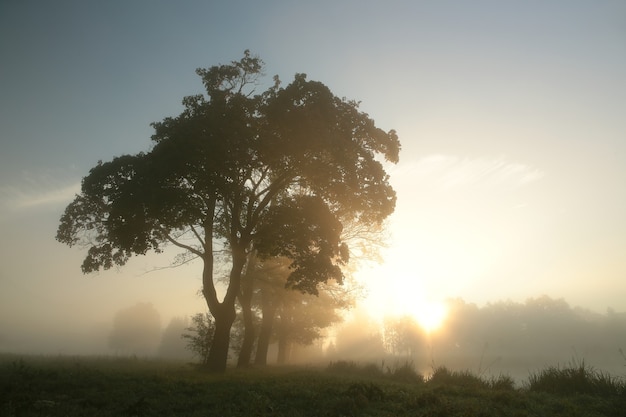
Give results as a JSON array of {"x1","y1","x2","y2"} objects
[
  {"x1": 165, "y1": 233, "x2": 204, "y2": 258},
  {"x1": 189, "y1": 224, "x2": 205, "y2": 247},
  {"x1": 138, "y1": 254, "x2": 201, "y2": 276}
]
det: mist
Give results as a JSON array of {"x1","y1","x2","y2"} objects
[
  {"x1": 2, "y1": 294, "x2": 625, "y2": 384},
  {"x1": 330, "y1": 297, "x2": 626, "y2": 383}
]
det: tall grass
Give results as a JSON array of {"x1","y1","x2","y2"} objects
[
  {"x1": 326, "y1": 360, "x2": 518, "y2": 389},
  {"x1": 427, "y1": 365, "x2": 515, "y2": 390},
  {"x1": 526, "y1": 358, "x2": 625, "y2": 396},
  {"x1": 3, "y1": 354, "x2": 625, "y2": 416},
  {"x1": 326, "y1": 357, "x2": 626, "y2": 399},
  {"x1": 327, "y1": 359, "x2": 424, "y2": 383}
]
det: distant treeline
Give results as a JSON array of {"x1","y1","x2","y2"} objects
[{"x1": 330, "y1": 296, "x2": 626, "y2": 380}]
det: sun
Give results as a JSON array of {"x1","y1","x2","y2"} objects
[
  {"x1": 359, "y1": 266, "x2": 448, "y2": 333},
  {"x1": 391, "y1": 284, "x2": 448, "y2": 333},
  {"x1": 357, "y1": 241, "x2": 455, "y2": 334},
  {"x1": 410, "y1": 301, "x2": 447, "y2": 333},
  {"x1": 387, "y1": 277, "x2": 448, "y2": 333}
]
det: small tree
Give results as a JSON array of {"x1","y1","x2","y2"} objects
[{"x1": 182, "y1": 313, "x2": 215, "y2": 365}]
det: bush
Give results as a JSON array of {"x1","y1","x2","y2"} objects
[{"x1": 181, "y1": 313, "x2": 215, "y2": 365}]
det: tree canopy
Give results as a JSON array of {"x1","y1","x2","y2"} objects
[{"x1": 57, "y1": 51, "x2": 400, "y2": 372}]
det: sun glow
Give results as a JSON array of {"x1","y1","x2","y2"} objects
[
  {"x1": 360, "y1": 260, "x2": 449, "y2": 333},
  {"x1": 389, "y1": 282, "x2": 448, "y2": 333},
  {"x1": 409, "y1": 301, "x2": 448, "y2": 333},
  {"x1": 357, "y1": 213, "x2": 490, "y2": 334}
]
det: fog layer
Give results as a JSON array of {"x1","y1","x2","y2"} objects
[{"x1": 2, "y1": 295, "x2": 625, "y2": 383}]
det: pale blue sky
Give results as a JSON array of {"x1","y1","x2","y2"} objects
[{"x1": 1, "y1": 1, "x2": 625, "y2": 353}]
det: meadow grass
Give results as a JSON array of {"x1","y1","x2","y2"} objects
[
  {"x1": 1, "y1": 354, "x2": 624, "y2": 416},
  {"x1": 526, "y1": 358, "x2": 625, "y2": 396}
]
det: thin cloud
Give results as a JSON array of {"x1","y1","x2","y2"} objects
[
  {"x1": 400, "y1": 154, "x2": 544, "y2": 190},
  {"x1": 0, "y1": 181, "x2": 80, "y2": 211}
]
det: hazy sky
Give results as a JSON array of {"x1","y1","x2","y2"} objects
[{"x1": 1, "y1": 1, "x2": 624, "y2": 352}]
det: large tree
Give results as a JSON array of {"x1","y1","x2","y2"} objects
[{"x1": 56, "y1": 51, "x2": 400, "y2": 372}]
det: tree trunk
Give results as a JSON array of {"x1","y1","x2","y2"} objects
[
  {"x1": 276, "y1": 335, "x2": 291, "y2": 365},
  {"x1": 254, "y1": 292, "x2": 277, "y2": 366},
  {"x1": 205, "y1": 303, "x2": 236, "y2": 372},
  {"x1": 236, "y1": 250, "x2": 258, "y2": 368},
  {"x1": 276, "y1": 310, "x2": 291, "y2": 365},
  {"x1": 275, "y1": 305, "x2": 294, "y2": 365},
  {"x1": 236, "y1": 289, "x2": 255, "y2": 368},
  {"x1": 202, "y1": 240, "x2": 247, "y2": 373}
]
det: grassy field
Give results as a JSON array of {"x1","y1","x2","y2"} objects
[{"x1": 1, "y1": 354, "x2": 625, "y2": 416}]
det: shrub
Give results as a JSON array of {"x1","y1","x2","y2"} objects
[{"x1": 181, "y1": 313, "x2": 215, "y2": 365}]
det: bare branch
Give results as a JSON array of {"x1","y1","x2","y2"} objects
[
  {"x1": 189, "y1": 224, "x2": 205, "y2": 247},
  {"x1": 138, "y1": 254, "x2": 201, "y2": 276},
  {"x1": 165, "y1": 234, "x2": 204, "y2": 258}
]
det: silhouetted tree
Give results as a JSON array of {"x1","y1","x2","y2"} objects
[
  {"x1": 56, "y1": 51, "x2": 399, "y2": 372},
  {"x1": 109, "y1": 302, "x2": 161, "y2": 355}
]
